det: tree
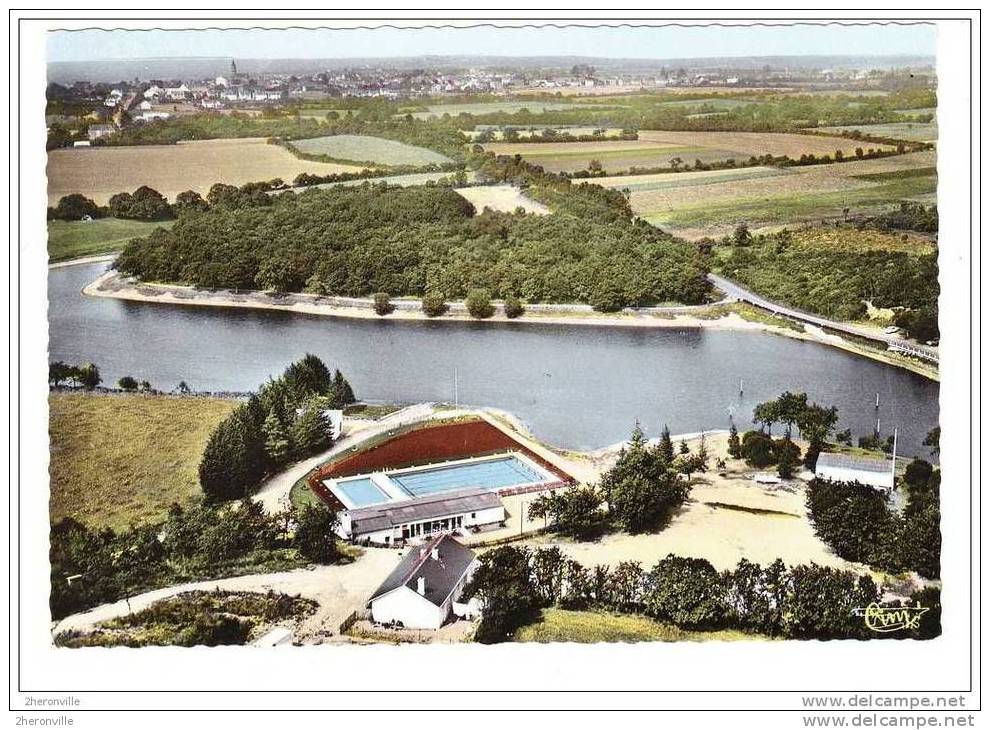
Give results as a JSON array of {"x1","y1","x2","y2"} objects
[
  {"x1": 262, "y1": 411, "x2": 291, "y2": 467},
  {"x1": 174, "y1": 190, "x2": 209, "y2": 214},
  {"x1": 752, "y1": 400, "x2": 779, "y2": 434},
  {"x1": 76, "y1": 363, "x2": 101, "y2": 390},
  {"x1": 503, "y1": 296, "x2": 525, "y2": 319},
  {"x1": 797, "y1": 403, "x2": 839, "y2": 468},
  {"x1": 529, "y1": 486, "x2": 605, "y2": 540},
  {"x1": 733, "y1": 222, "x2": 752, "y2": 247},
  {"x1": 923, "y1": 426, "x2": 940, "y2": 457},
  {"x1": 421, "y1": 292, "x2": 447, "y2": 317},
  {"x1": 52, "y1": 193, "x2": 101, "y2": 221},
  {"x1": 724, "y1": 558, "x2": 789, "y2": 636},
  {"x1": 292, "y1": 505, "x2": 339, "y2": 564},
  {"x1": 329, "y1": 369, "x2": 356, "y2": 406},
  {"x1": 464, "y1": 546, "x2": 541, "y2": 644},
  {"x1": 373, "y1": 292, "x2": 394, "y2": 316},
  {"x1": 177, "y1": 380, "x2": 192, "y2": 394},
  {"x1": 658, "y1": 424, "x2": 675, "y2": 464},
  {"x1": 49, "y1": 361, "x2": 75, "y2": 387},
  {"x1": 290, "y1": 402, "x2": 332, "y2": 457},
  {"x1": 740, "y1": 430, "x2": 775, "y2": 468},
  {"x1": 530, "y1": 546, "x2": 567, "y2": 606},
  {"x1": 117, "y1": 375, "x2": 138, "y2": 391},
  {"x1": 775, "y1": 437, "x2": 801, "y2": 479},
  {"x1": 904, "y1": 458, "x2": 934, "y2": 490},
  {"x1": 727, "y1": 422, "x2": 742, "y2": 459},
  {"x1": 466, "y1": 288, "x2": 494, "y2": 319},
  {"x1": 775, "y1": 391, "x2": 809, "y2": 437},
  {"x1": 255, "y1": 256, "x2": 297, "y2": 293}
]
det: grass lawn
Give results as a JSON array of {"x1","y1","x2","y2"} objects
[
  {"x1": 513, "y1": 609, "x2": 758, "y2": 643},
  {"x1": 47, "y1": 218, "x2": 174, "y2": 263},
  {"x1": 49, "y1": 392, "x2": 237, "y2": 530}
]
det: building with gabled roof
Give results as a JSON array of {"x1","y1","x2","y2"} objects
[{"x1": 368, "y1": 534, "x2": 478, "y2": 629}]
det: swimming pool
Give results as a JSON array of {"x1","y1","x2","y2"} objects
[
  {"x1": 334, "y1": 476, "x2": 391, "y2": 508},
  {"x1": 390, "y1": 455, "x2": 548, "y2": 497}
]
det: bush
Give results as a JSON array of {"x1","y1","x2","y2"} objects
[
  {"x1": 49, "y1": 193, "x2": 102, "y2": 221},
  {"x1": 503, "y1": 296, "x2": 525, "y2": 319},
  {"x1": 117, "y1": 376, "x2": 138, "y2": 391},
  {"x1": 466, "y1": 288, "x2": 494, "y2": 319},
  {"x1": 421, "y1": 292, "x2": 447, "y2": 317},
  {"x1": 373, "y1": 292, "x2": 394, "y2": 316},
  {"x1": 645, "y1": 555, "x2": 727, "y2": 629}
]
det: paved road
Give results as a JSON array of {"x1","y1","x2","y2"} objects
[{"x1": 707, "y1": 273, "x2": 939, "y2": 364}]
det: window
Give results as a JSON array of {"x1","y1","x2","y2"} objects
[{"x1": 471, "y1": 512, "x2": 476, "y2": 519}]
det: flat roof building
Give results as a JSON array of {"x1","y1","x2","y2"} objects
[
  {"x1": 340, "y1": 486, "x2": 505, "y2": 545},
  {"x1": 815, "y1": 452, "x2": 895, "y2": 491}
]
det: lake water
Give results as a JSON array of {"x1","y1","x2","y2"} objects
[{"x1": 49, "y1": 263, "x2": 939, "y2": 456}]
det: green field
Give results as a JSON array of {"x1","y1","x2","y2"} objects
[
  {"x1": 646, "y1": 173, "x2": 937, "y2": 231},
  {"x1": 49, "y1": 392, "x2": 237, "y2": 530},
  {"x1": 288, "y1": 134, "x2": 453, "y2": 166},
  {"x1": 817, "y1": 122, "x2": 938, "y2": 143},
  {"x1": 513, "y1": 609, "x2": 756, "y2": 643},
  {"x1": 48, "y1": 218, "x2": 174, "y2": 263}
]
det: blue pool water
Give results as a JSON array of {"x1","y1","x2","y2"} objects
[
  {"x1": 390, "y1": 455, "x2": 546, "y2": 497},
  {"x1": 335, "y1": 477, "x2": 390, "y2": 507}
]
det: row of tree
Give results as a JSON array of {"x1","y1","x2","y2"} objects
[
  {"x1": 50, "y1": 499, "x2": 339, "y2": 620},
  {"x1": 464, "y1": 545, "x2": 940, "y2": 644},
  {"x1": 198, "y1": 355, "x2": 355, "y2": 502},
  {"x1": 48, "y1": 360, "x2": 102, "y2": 390}
]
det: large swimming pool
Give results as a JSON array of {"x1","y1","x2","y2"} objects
[{"x1": 390, "y1": 455, "x2": 548, "y2": 497}]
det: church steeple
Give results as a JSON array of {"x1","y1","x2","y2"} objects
[{"x1": 230, "y1": 59, "x2": 238, "y2": 77}]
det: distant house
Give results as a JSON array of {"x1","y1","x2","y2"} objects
[
  {"x1": 143, "y1": 85, "x2": 163, "y2": 100},
  {"x1": 368, "y1": 534, "x2": 479, "y2": 630},
  {"x1": 163, "y1": 84, "x2": 190, "y2": 101},
  {"x1": 139, "y1": 100, "x2": 153, "y2": 111},
  {"x1": 815, "y1": 453, "x2": 895, "y2": 491},
  {"x1": 87, "y1": 124, "x2": 115, "y2": 142}
]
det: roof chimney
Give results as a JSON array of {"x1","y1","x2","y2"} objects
[{"x1": 416, "y1": 576, "x2": 426, "y2": 595}]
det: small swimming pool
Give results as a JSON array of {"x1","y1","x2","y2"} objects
[
  {"x1": 390, "y1": 455, "x2": 548, "y2": 497},
  {"x1": 334, "y1": 476, "x2": 390, "y2": 508}
]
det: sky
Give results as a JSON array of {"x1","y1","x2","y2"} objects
[{"x1": 47, "y1": 22, "x2": 936, "y2": 63}]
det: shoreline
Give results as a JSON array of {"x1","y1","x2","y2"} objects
[{"x1": 81, "y1": 270, "x2": 938, "y2": 382}]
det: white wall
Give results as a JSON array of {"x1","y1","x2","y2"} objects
[
  {"x1": 815, "y1": 465, "x2": 893, "y2": 490},
  {"x1": 371, "y1": 587, "x2": 445, "y2": 630}
]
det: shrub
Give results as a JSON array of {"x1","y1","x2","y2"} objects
[
  {"x1": 373, "y1": 292, "x2": 394, "y2": 316},
  {"x1": 503, "y1": 296, "x2": 525, "y2": 319},
  {"x1": 466, "y1": 288, "x2": 494, "y2": 319},
  {"x1": 421, "y1": 292, "x2": 447, "y2": 317},
  {"x1": 50, "y1": 193, "x2": 102, "y2": 221},
  {"x1": 741, "y1": 430, "x2": 775, "y2": 468},
  {"x1": 645, "y1": 555, "x2": 727, "y2": 629},
  {"x1": 117, "y1": 375, "x2": 138, "y2": 391}
]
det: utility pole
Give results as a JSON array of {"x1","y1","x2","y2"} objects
[{"x1": 454, "y1": 366, "x2": 458, "y2": 407}]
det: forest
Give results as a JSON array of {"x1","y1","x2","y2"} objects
[{"x1": 115, "y1": 170, "x2": 713, "y2": 310}]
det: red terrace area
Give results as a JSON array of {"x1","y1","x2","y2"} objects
[{"x1": 307, "y1": 418, "x2": 574, "y2": 509}]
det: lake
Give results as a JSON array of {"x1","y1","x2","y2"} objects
[{"x1": 49, "y1": 263, "x2": 939, "y2": 456}]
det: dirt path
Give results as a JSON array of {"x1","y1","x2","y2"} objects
[{"x1": 53, "y1": 547, "x2": 402, "y2": 644}]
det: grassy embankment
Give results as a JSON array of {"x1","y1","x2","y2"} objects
[
  {"x1": 47, "y1": 218, "x2": 174, "y2": 263},
  {"x1": 513, "y1": 608, "x2": 757, "y2": 643},
  {"x1": 49, "y1": 392, "x2": 236, "y2": 530}
]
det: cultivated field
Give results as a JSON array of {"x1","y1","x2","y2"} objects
[
  {"x1": 467, "y1": 126, "x2": 626, "y2": 141},
  {"x1": 48, "y1": 218, "x2": 174, "y2": 263},
  {"x1": 49, "y1": 392, "x2": 237, "y2": 530},
  {"x1": 816, "y1": 122, "x2": 938, "y2": 143},
  {"x1": 596, "y1": 150, "x2": 937, "y2": 238},
  {"x1": 454, "y1": 184, "x2": 550, "y2": 215},
  {"x1": 47, "y1": 137, "x2": 365, "y2": 205},
  {"x1": 287, "y1": 134, "x2": 452, "y2": 166},
  {"x1": 483, "y1": 130, "x2": 895, "y2": 174}
]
